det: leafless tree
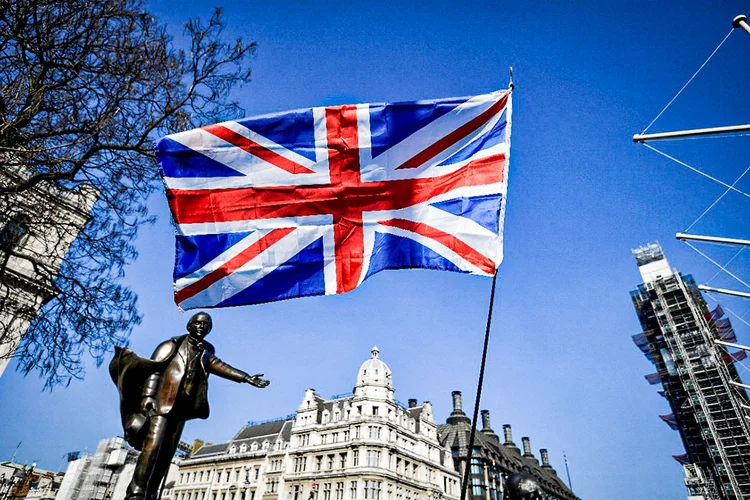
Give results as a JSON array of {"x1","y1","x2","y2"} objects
[{"x1": 0, "y1": 0, "x2": 256, "y2": 388}]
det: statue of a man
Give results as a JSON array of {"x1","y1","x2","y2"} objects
[{"x1": 109, "y1": 312, "x2": 269, "y2": 500}]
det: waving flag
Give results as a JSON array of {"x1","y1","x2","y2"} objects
[
  {"x1": 156, "y1": 91, "x2": 511, "y2": 309},
  {"x1": 705, "y1": 304, "x2": 724, "y2": 322}
]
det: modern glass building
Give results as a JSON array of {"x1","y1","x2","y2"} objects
[{"x1": 630, "y1": 243, "x2": 750, "y2": 500}]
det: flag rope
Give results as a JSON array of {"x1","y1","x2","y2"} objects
[{"x1": 459, "y1": 272, "x2": 497, "y2": 500}]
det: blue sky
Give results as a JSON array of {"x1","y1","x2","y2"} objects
[{"x1": 1, "y1": 2, "x2": 749, "y2": 499}]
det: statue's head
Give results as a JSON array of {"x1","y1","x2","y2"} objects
[{"x1": 187, "y1": 312, "x2": 212, "y2": 339}]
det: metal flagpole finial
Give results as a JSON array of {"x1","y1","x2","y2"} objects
[{"x1": 509, "y1": 66, "x2": 514, "y2": 90}]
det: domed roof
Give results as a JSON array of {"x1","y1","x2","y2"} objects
[{"x1": 355, "y1": 346, "x2": 393, "y2": 390}]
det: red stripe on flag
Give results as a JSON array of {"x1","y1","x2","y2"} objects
[
  {"x1": 203, "y1": 124, "x2": 316, "y2": 175},
  {"x1": 174, "y1": 227, "x2": 295, "y2": 304},
  {"x1": 167, "y1": 154, "x2": 506, "y2": 225},
  {"x1": 379, "y1": 219, "x2": 496, "y2": 274},
  {"x1": 326, "y1": 105, "x2": 364, "y2": 293},
  {"x1": 396, "y1": 94, "x2": 508, "y2": 170}
]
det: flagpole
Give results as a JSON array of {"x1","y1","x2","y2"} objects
[
  {"x1": 459, "y1": 272, "x2": 498, "y2": 500},
  {"x1": 458, "y1": 79, "x2": 511, "y2": 500}
]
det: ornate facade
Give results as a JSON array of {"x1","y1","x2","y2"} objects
[{"x1": 173, "y1": 347, "x2": 461, "y2": 500}]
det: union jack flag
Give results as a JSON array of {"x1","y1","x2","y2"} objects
[{"x1": 155, "y1": 90, "x2": 511, "y2": 309}]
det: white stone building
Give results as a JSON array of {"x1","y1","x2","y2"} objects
[
  {"x1": 0, "y1": 165, "x2": 97, "y2": 378},
  {"x1": 173, "y1": 347, "x2": 461, "y2": 500}
]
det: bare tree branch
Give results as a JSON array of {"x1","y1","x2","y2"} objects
[{"x1": 0, "y1": 0, "x2": 256, "y2": 389}]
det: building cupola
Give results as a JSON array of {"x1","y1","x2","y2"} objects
[{"x1": 353, "y1": 346, "x2": 394, "y2": 400}]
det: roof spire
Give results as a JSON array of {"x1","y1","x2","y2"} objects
[{"x1": 371, "y1": 345, "x2": 379, "y2": 359}]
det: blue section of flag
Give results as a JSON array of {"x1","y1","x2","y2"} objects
[
  {"x1": 439, "y1": 109, "x2": 508, "y2": 166},
  {"x1": 368, "y1": 96, "x2": 466, "y2": 158},
  {"x1": 174, "y1": 232, "x2": 254, "y2": 280},
  {"x1": 216, "y1": 237, "x2": 326, "y2": 306},
  {"x1": 365, "y1": 231, "x2": 464, "y2": 281},
  {"x1": 156, "y1": 137, "x2": 245, "y2": 178},
  {"x1": 431, "y1": 195, "x2": 502, "y2": 234},
  {"x1": 236, "y1": 108, "x2": 317, "y2": 162}
]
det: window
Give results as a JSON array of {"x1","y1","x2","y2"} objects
[
  {"x1": 193, "y1": 472, "x2": 197, "y2": 482},
  {"x1": 316, "y1": 456, "x2": 323, "y2": 471},
  {"x1": 321, "y1": 434, "x2": 328, "y2": 445},
  {"x1": 240, "y1": 444, "x2": 248, "y2": 453},
  {"x1": 332, "y1": 433, "x2": 338, "y2": 443},
  {"x1": 229, "y1": 446, "x2": 237, "y2": 454},
  {"x1": 353, "y1": 450, "x2": 359, "y2": 466},
  {"x1": 323, "y1": 483, "x2": 331, "y2": 500},
  {"x1": 343, "y1": 431, "x2": 350, "y2": 441},
  {"x1": 335, "y1": 483, "x2": 344, "y2": 500},
  {"x1": 350, "y1": 481, "x2": 358, "y2": 500},
  {"x1": 0, "y1": 215, "x2": 30, "y2": 255},
  {"x1": 327, "y1": 455, "x2": 334, "y2": 470},
  {"x1": 180, "y1": 474, "x2": 184, "y2": 484},
  {"x1": 294, "y1": 457, "x2": 307, "y2": 473},
  {"x1": 368, "y1": 426, "x2": 381, "y2": 439},
  {"x1": 364, "y1": 481, "x2": 381, "y2": 500},
  {"x1": 255, "y1": 467, "x2": 260, "y2": 480},
  {"x1": 299, "y1": 434, "x2": 310, "y2": 447},
  {"x1": 366, "y1": 450, "x2": 380, "y2": 467},
  {"x1": 251, "y1": 442, "x2": 259, "y2": 451},
  {"x1": 262, "y1": 440, "x2": 270, "y2": 450},
  {"x1": 372, "y1": 407, "x2": 379, "y2": 416},
  {"x1": 339, "y1": 453, "x2": 347, "y2": 469},
  {"x1": 354, "y1": 426, "x2": 360, "y2": 439}
]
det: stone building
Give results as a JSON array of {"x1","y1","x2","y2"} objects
[
  {"x1": 172, "y1": 347, "x2": 461, "y2": 500},
  {"x1": 0, "y1": 166, "x2": 97, "y2": 377},
  {"x1": 0, "y1": 462, "x2": 64, "y2": 500},
  {"x1": 437, "y1": 392, "x2": 578, "y2": 500}
]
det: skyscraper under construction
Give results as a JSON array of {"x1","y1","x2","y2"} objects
[{"x1": 630, "y1": 243, "x2": 750, "y2": 500}]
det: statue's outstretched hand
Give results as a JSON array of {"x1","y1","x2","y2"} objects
[{"x1": 245, "y1": 373, "x2": 270, "y2": 388}]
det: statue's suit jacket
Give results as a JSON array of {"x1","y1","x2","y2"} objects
[
  {"x1": 110, "y1": 335, "x2": 250, "y2": 449},
  {"x1": 143, "y1": 335, "x2": 251, "y2": 419}
]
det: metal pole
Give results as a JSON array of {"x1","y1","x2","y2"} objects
[
  {"x1": 730, "y1": 380, "x2": 750, "y2": 390},
  {"x1": 715, "y1": 340, "x2": 750, "y2": 351},
  {"x1": 563, "y1": 452, "x2": 573, "y2": 492},
  {"x1": 734, "y1": 15, "x2": 750, "y2": 37},
  {"x1": 676, "y1": 233, "x2": 750, "y2": 247},
  {"x1": 698, "y1": 285, "x2": 750, "y2": 299},
  {"x1": 633, "y1": 124, "x2": 750, "y2": 142}
]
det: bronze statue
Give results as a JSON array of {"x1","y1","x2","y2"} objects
[
  {"x1": 109, "y1": 312, "x2": 269, "y2": 500},
  {"x1": 504, "y1": 466, "x2": 545, "y2": 500}
]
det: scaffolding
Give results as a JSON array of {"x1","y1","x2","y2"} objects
[{"x1": 631, "y1": 247, "x2": 750, "y2": 500}]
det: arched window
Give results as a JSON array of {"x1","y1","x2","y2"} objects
[
  {"x1": 228, "y1": 445, "x2": 237, "y2": 454},
  {"x1": 239, "y1": 444, "x2": 248, "y2": 453},
  {"x1": 262, "y1": 440, "x2": 270, "y2": 450},
  {"x1": 251, "y1": 442, "x2": 259, "y2": 451}
]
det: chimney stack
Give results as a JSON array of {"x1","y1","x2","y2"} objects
[
  {"x1": 503, "y1": 424, "x2": 515, "y2": 446},
  {"x1": 521, "y1": 437, "x2": 539, "y2": 464},
  {"x1": 480, "y1": 410, "x2": 492, "y2": 431},
  {"x1": 540, "y1": 449, "x2": 556, "y2": 474},
  {"x1": 447, "y1": 391, "x2": 470, "y2": 424},
  {"x1": 408, "y1": 399, "x2": 417, "y2": 408},
  {"x1": 479, "y1": 410, "x2": 499, "y2": 441},
  {"x1": 452, "y1": 391, "x2": 463, "y2": 411}
]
